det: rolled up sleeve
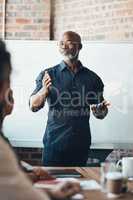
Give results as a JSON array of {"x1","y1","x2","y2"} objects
[{"x1": 30, "y1": 71, "x2": 45, "y2": 112}]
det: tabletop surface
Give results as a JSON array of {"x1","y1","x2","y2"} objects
[
  {"x1": 40, "y1": 167, "x2": 133, "y2": 200},
  {"x1": 10, "y1": 139, "x2": 133, "y2": 149}
]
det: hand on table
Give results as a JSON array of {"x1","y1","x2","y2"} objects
[
  {"x1": 32, "y1": 167, "x2": 54, "y2": 180},
  {"x1": 28, "y1": 167, "x2": 54, "y2": 183},
  {"x1": 48, "y1": 181, "x2": 81, "y2": 199}
]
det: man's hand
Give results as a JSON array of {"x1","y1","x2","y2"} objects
[
  {"x1": 27, "y1": 167, "x2": 54, "y2": 183},
  {"x1": 32, "y1": 167, "x2": 54, "y2": 180},
  {"x1": 48, "y1": 181, "x2": 81, "y2": 199},
  {"x1": 91, "y1": 100, "x2": 110, "y2": 112},
  {"x1": 42, "y1": 71, "x2": 52, "y2": 98},
  {"x1": 91, "y1": 100, "x2": 110, "y2": 119}
]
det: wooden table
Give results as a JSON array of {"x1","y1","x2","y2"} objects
[{"x1": 42, "y1": 167, "x2": 133, "y2": 200}]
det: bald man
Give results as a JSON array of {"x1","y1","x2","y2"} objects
[{"x1": 30, "y1": 31, "x2": 109, "y2": 166}]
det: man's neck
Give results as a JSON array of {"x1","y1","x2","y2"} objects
[{"x1": 64, "y1": 59, "x2": 79, "y2": 73}]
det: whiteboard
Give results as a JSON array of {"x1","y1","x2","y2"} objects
[{"x1": 3, "y1": 40, "x2": 133, "y2": 148}]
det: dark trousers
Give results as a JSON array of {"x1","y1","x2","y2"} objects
[{"x1": 42, "y1": 146, "x2": 90, "y2": 166}]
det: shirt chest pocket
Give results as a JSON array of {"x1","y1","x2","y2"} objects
[
  {"x1": 73, "y1": 79, "x2": 95, "y2": 106},
  {"x1": 48, "y1": 77, "x2": 72, "y2": 108}
]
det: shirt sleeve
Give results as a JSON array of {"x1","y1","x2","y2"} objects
[
  {"x1": 30, "y1": 70, "x2": 45, "y2": 112},
  {"x1": 89, "y1": 74, "x2": 104, "y2": 105},
  {"x1": 31, "y1": 71, "x2": 45, "y2": 96},
  {"x1": 94, "y1": 75, "x2": 104, "y2": 104}
]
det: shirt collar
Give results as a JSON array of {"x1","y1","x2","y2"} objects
[{"x1": 59, "y1": 60, "x2": 84, "y2": 72}]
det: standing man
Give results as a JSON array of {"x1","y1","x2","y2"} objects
[{"x1": 30, "y1": 31, "x2": 109, "y2": 166}]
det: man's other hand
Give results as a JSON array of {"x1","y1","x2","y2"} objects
[
  {"x1": 91, "y1": 100, "x2": 110, "y2": 119},
  {"x1": 49, "y1": 181, "x2": 81, "y2": 199},
  {"x1": 32, "y1": 167, "x2": 54, "y2": 181}
]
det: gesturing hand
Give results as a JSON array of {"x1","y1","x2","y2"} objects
[
  {"x1": 42, "y1": 71, "x2": 52, "y2": 97},
  {"x1": 91, "y1": 100, "x2": 110, "y2": 112},
  {"x1": 91, "y1": 100, "x2": 110, "y2": 119}
]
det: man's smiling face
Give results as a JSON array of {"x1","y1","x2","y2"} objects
[{"x1": 59, "y1": 31, "x2": 82, "y2": 61}]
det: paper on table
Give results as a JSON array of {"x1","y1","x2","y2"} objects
[
  {"x1": 34, "y1": 178, "x2": 78, "y2": 189},
  {"x1": 80, "y1": 180, "x2": 101, "y2": 190},
  {"x1": 60, "y1": 178, "x2": 101, "y2": 190},
  {"x1": 34, "y1": 178, "x2": 100, "y2": 191},
  {"x1": 72, "y1": 193, "x2": 84, "y2": 199},
  {"x1": 57, "y1": 179, "x2": 101, "y2": 190}
]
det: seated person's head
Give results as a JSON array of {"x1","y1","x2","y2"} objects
[{"x1": 0, "y1": 40, "x2": 13, "y2": 128}]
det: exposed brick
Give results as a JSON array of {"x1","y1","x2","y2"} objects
[
  {"x1": 16, "y1": 18, "x2": 31, "y2": 24},
  {"x1": 30, "y1": 153, "x2": 42, "y2": 159},
  {"x1": 106, "y1": 149, "x2": 133, "y2": 162},
  {"x1": 14, "y1": 147, "x2": 43, "y2": 166},
  {"x1": 52, "y1": 0, "x2": 133, "y2": 41},
  {"x1": 5, "y1": 0, "x2": 51, "y2": 40},
  {"x1": 0, "y1": 1, "x2": 3, "y2": 38},
  {"x1": 1, "y1": 0, "x2": 133, "y2": 40}
]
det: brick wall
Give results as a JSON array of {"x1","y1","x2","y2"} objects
[
  {"x1": 1, "y1": 0, "x2": 133, "y2": 41},
  {"x1": 52, "y1": 0, "x2": 133, "y2": 41},
  {"x1": 0, "y1": 0, "x2": 3, "y2": 38},
  {"x1": 14, "y1": 147, "x2": 133, "y2": 166},
  {"x1": 0, "y1": 0, "x2": 51, "y2": 40},
  {"x1": 0, "y1": 0, "x2": 133, "y2": 40},
  {"x1": 14, "y1": 147, "x2": 43, "y2": 166},
  {"x1": 106, "y1": 149, "x2": 133, "y2": 162}
]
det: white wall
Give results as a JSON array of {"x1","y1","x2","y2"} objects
[{"x1": 3, "y1": 41, "x2": 133, "y2": 148}]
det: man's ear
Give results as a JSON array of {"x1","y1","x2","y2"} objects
[
  {"x1": 2, "y1": 89, "x2": 14, "y2": 117},
  {"x1": 0, "y1": 81, "x2": 9, "y2": 107},
  {"x1": 79, "y1": 43, "x2": 82, "y2": 50},
  {"x1": 0, "y1": 86, "x2": 5, "y2": 103}
]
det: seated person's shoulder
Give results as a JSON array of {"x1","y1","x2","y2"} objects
[{"x1": 0, "y1": 136, "x2": 19, "y2": 171}]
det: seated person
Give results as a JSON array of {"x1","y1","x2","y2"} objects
[
  {"x1": 2, "y1": 88, "x2": 53, "y2": 182},
  {"x1": 0, "y1": 40, "x2": 80, "y2": 199}
]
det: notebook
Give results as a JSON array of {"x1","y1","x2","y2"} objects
[{"x1": 47, "y1": 168, "x2": 82, "y2": 178}]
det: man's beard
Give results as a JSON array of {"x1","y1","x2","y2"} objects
[{"x1": 61, "y1": 50, "x2": 79, "y2": 62}]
